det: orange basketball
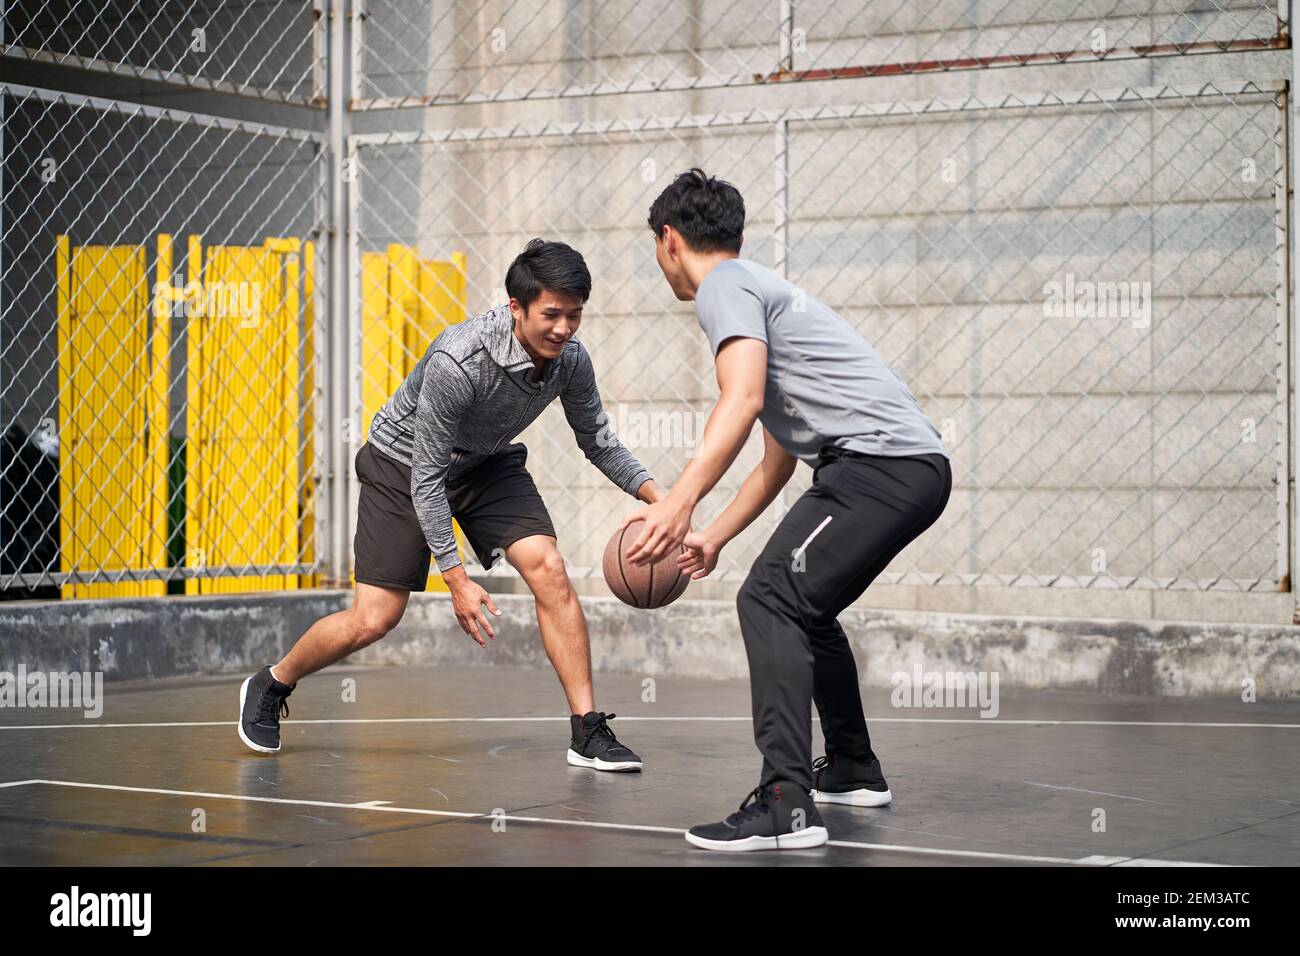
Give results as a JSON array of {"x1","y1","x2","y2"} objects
[{"x1": 603, "y1": 519, "x2": 690, "y2": 609}]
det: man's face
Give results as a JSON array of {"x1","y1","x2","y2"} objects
[
  {"x1": 654, "y1": 228, "x2": 693, "y2": 301},
  {"x1": 510, "y1": 288, "x2": 584, "y2": 361}
]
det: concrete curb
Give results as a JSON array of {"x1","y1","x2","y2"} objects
[{"x1": 2, "y1": 590, "x2": 1298, "y2": 696}]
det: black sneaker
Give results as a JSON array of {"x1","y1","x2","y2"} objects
[
  {"x1": 238, "y1": 666, "x2": 295, "y2": 754},
  {"x1": 685, "y1": 782, "x2": 829, "y2": 852},
  {"x1": 566, "y1": 711, "x2": 642, "y2": 772},
  {"x1": 811, "y1": 752, "x2": 893, "y2": 807}
]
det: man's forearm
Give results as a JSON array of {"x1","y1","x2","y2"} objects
[
  {"x1": 442, "y1": 563, "x2": 470, "y2": 590},
  {"x1": 667, "y1": 391, "x2": 761, "y2": 508},
  {"x1": 636, "y1": 478, "x2": 667, "y2": 504},
  {"x1": 706, "y1": 456, "x2": 790, "y2": 546}
]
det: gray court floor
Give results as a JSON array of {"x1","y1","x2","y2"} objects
[{"x1": 1, "y1": 664, "x2": 1297, "y2": 866}]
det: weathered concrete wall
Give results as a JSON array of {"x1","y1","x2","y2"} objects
[
  {"x1": 350, "y1": 1, "x2": 1291, "y2": 626},
  {"x1": 3, "y1": 590, "x2": 1297, "y2": 698},
  {"x1": 0, "y1": 590, "x2": 346, "y2": 680}
]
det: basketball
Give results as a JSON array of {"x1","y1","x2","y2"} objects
[{"x1": 603, "y1": 519, "x2": 690, "y2": 608}]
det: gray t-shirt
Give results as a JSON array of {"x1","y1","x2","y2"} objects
[{"x1": 694, "y1": 259, "x2": 947, "y2": 465}]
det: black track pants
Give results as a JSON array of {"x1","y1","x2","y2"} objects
[{"x1": 737, "y1": 449, "x2": 952, "y2": 792}]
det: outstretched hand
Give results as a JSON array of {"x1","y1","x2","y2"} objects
[{"x1": 677, "y1": 531, "x2": 721, "y2": 579}]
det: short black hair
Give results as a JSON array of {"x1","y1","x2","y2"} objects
[
  {"x1": 647, "y1": 168, "x2": 745, "y2": 253},
  {"x1": 505, "y1": 238, "x2": 592, "y2": 310}
]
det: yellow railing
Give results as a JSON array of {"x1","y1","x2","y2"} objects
[
  {"x1": 360, "y1": 244, "x2": 468, "y2": 590},
  {"x1": 56, "y1": 235, "x2": 170, "y2": 598},
  {"x1": 183, "y1": 235, "x2": 315, "y2": 595},
  {"x1": 54, "y1": 236, "x2": 467, "y2": 597}
]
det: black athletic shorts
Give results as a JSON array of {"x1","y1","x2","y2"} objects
[{"x1": 353, "y1": 441, "x2": 557, "y2": 591}]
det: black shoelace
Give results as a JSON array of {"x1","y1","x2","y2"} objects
[
  {"x1": 578, "y1": 712, "x2": 619, "y2": 750},
  {"x1": 256, "y1": 691, "x2": 289, "y2": 726},
  {"x1": 733, "y1": 786, "x2": 772, "y2": 825}
]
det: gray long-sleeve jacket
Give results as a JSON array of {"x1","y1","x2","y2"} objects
[{"x1": 366, "y1": 304, "x2": 652, "y2": 572}]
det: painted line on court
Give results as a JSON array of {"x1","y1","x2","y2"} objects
[
  {"x1": 0, "y1": 779, "x2": 1230, "y2": 867},
  {"x1": 0, "y1": 715, "x2": 1296, "y2": 731},
  {"x1": 1021, "y1": 782, "x2": 1158, "y2": 803}
]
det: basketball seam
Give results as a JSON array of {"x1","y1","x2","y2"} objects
[{"x1": 616, "y1": 524, "x2": 641, "y2": 609}]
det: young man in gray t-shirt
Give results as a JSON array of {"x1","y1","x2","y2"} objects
[{"x1": 623, "y1": 169, "x2": 951, "y2": 851}]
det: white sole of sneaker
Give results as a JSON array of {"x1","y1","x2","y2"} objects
[
  {"x1": 811, "y1": 787, "x2": 892, "y2": 807},
  {"x1": 237, "y1": 676, "x2": 280, "y2": 754},
  {"x1": 565, "y1": 749, "x2": 642, "y2": 772},
  {"x1": 684, "y1": 826, "x2": 829, "y2": 852}
]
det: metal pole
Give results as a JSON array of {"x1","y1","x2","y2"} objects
[
  {"x1": 774, "y1": 0, "x2": 793, "y2": 279},
  {"x1": 346, "y1": 132, "x2": 361, "y2": 571},
  {"x1": 327, "y1": 0, "x2": 350, "y2": 586},
  {"x1": 1287, "y1": 2, "x2": 1299, "y2": 620},
  {"x1": 779, "y1": 0, "x2": 794, "y2": 74},
  {"x1": 773, "y1": 1, "x2": 794, "y2": 520}
]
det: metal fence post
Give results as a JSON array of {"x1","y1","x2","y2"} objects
[{"x1": 328, "y1": 0, "x2": 352, "y2": 587}]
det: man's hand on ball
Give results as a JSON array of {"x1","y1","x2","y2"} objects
[
  {"x1": 621, "y1": 496, "x2": 693, "y2": 566},
  {"x1": 678, "y1": 531, "x2": 721, "y2": 579}
]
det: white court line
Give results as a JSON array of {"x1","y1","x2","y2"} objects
[
  {"x1": 1022, "y1": 782, "x2": 1158, "y2": 803},
  {"x1": 0, "y1": 779, "x2": 1229, "y2": 867},
  {"x1": 0, "y1": 716, "x2": 1296, "y2": 731}
]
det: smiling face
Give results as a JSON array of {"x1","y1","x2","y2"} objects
[{"x1": 509, "y1": 288, "x2": 584, "y2": 362}]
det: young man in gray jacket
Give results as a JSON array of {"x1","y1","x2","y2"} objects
[{"x1": 238, "y1": 239, "x2": 663, "y2": 771}]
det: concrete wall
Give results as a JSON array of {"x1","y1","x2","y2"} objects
[
  {"x1": 3, "y1": 1, "x2": 1295, "y2": 635},
  {"x1": 352, "y1": 1, "x2": 1289, "y2": 623},
  {"x1": 3, "y1": 589, "x2": 1297, "y2": 698}
]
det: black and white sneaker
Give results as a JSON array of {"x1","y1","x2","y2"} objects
[
  {"x1": 238, "y1": 666, "x2": 296, "y2": 754},
  {"x1": 810, "y1": 752, "x2": 893, "y2": 807},
  {"x1": 566, "y1": 711, "x2": 642, "y2": 772},
  {"x1": 685, "y1": 782, "x2": 829, "y2": 852}
]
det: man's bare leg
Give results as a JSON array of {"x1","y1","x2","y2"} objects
[
  {"x1": 238, "y1": 582, "x2": 410, "y2": 753},
  {"x1": 273, "y1": 582, "x2": 410, "y2": 685},
  {"x1": 505, "y1": 535, "x2": 594, "y2": 715}
]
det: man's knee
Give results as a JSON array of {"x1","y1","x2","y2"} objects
[
  {"x1": 350, "y1": 604, "x2": 402, "y2": 648},
  {"x1": 739, "y1": 559, "x2": 821, "y2": 631},
  {"x1": 523, "y1": 546, "x2": 572, "y2": 600}
]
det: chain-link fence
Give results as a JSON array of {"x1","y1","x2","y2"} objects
[
  {"x1": 2, "y1": 1, "x2": 1297, "y2": 619},
  {"x1": 352, "y1": 78, "x2": 1286, "y2": 592},
  {"x1": 3, "y1": 1, "x2": 326, "y2": 102},
  {"x1": 351, "y1": 1, "x2": 1284, "y2": 108},
  {"x1": 1, "y1": 19, "x2": 328, "y2": 597}
]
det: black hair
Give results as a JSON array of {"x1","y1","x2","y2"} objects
[
  {"x1": 647, "y1": 168, "x2": 745, "y2": 253},
  {"x1": 504, "y1": 238, "x2": 592, "y2": 310}
]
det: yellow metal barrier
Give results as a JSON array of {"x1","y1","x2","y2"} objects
[
  {"x1": 299, "y1": 241, "x2": 319, "y2": 589},
  {"x1": 183, "y1": 236, "x2": 312, "y2": 595},
  {"x1": 360, "y1": 245, "x2": 468, "y2": 590},
  {"x1": 55, "y1": 235, "x2": 170, "y2": 599}
]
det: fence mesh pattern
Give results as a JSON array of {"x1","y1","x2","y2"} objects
[
  {"x1": 4, "y1": 1, "x2": 324, "y2": 102},
  {"x1": 353, "y1": 80, "x2": 1285, "y2": 590},
  {"x1": 1, "y1": 86, "x2": 327, "y2": 594},
  {"x1": 0, "y1": 2, "x2": 1293, "y2": 606},
  {"x1": 353, "y1": 0, "x2": 1284, "y2": 108}
]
